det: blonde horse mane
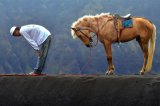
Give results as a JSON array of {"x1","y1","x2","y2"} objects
[{"x1": 71, "y1": 13, "x2": 111, "y2": 39}]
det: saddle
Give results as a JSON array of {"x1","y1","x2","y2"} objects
[
  {"x1": 114, "y1": 14, "x2": 132, "y2": 42},
  {"x1": 117, "y1": 14, "x2": 131, "y2": 19}
]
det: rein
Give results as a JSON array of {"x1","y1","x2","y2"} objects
[
  {"x1": 94, "y1": 18, "x2": 99, "y2": 47},
  {"x1": 78, "y1": 29, "x2": 93, "y2": 42},
  {"x1": 79, "y1": 47, "x2": 92, "y2": 73},
  {"x1": 71, "y1": 18, "x2": 100, "y2": 72}
]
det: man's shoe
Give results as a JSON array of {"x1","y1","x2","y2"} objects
[
  {"x1": 28, "y1": 71, "x2": 46, "y2": 76},
  {"x1": 29, "y1": 71, "x2": 41, "y2": 75}
]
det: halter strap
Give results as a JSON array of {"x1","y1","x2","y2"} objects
[{"x1": 73, "y1": 27, "x2": 93, "y2": 42}]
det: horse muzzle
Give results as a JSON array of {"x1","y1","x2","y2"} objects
[{"x1": 86, "y1": 42, "x2": 93, "y2": 48}]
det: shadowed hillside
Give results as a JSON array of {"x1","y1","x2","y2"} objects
[
  {"x1": 0, "y1": 75, "x2": 160, "y2": 106},
  {"x1": 0, "y1": 0, "x2": 160, "y2": 74}
]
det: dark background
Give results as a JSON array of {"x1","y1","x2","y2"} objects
[{"x1": 0, "y1": 0, "x2": 160, "y2": 74}]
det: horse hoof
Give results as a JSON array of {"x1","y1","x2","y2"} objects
[
  {"x1": 140, "y1": 71, "x2": 144, "y2": 75},
  {"x1": 105, "y1": 71, "x2": 114, "y2": 75}
]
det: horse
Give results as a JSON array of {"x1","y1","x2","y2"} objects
[{"x1": 71, "y1": 13, "x2": 156, "y2": 75}]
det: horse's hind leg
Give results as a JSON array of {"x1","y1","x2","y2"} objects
[
  {"x1": 103, "y1": 40, "x2": 115, "y2": 75},
  {"x1": 137, "y1": 38, "x2": 149, "y2": 75}
]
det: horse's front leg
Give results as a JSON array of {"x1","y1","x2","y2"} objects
[{"x1": 103, "y1": 40, "x2": 115, "y2": 75}]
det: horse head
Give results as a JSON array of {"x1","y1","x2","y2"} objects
[
  {"x1": 71, "y1": 15, "x2": 100, "y2": 47},
  {"x1": 71, "y1": 27, "x2": 93, "y2": 47},
  {"x1": 71, "y1": 13, "x2": 113, "y2": 48}
]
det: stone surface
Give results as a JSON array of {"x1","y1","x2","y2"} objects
[{"x1": 0, "y1": 75, "x2": 160, "y2": 106}]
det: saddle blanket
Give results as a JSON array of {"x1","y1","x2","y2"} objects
[{"x1": 122, "y1": 19, "x2": 133, "y2": 28}]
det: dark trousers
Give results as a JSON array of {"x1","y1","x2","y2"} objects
[{"x1": 34, "y1": 36, "x2": 51, "y2": 73}]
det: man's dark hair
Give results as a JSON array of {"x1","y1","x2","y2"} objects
[
  {"x1": 13, "y1": 27, "x2": 21, "y2": 35},
  {"x1": 15, "y1": 27, "x2": 21, "y2": 31}
]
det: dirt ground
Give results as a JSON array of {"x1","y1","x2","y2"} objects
[{"x1": 0, "y1": 75, "x2": 160, "y2": 106}]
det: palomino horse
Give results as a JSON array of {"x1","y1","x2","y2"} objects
[{"x1": 71, "y1": 13, "x2": 156, "y2": 75}]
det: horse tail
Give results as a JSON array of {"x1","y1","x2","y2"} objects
[{"x1": 146, "y1": 24, "x2": 156, "y2": 72}]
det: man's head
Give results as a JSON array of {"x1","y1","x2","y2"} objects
[{"x1": 10, "y1": 26, "x2": 21, "y2": 37}]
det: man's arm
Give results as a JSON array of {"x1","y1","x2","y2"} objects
[{"x1": 21, "y1": 31, "x2": 40, "y2": 50}]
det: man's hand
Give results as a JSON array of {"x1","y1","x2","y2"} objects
[{"x1": 37, "y1": 50, "x2": 42, "y2": 57}]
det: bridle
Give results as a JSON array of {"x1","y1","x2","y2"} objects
[
  {"x1": 71, "y1": 18, "x2": 100, "y2": 47},
  {"x1": 72, "y1": 27, "x2": 93, "y2": 42}
]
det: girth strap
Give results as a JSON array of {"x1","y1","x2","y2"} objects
[
  {"x1": 114, "y1": 14, "x2": 121, "y2": 42},
  {"x1": 114, "y1": 14, "x2": 132, "y2": 42}
]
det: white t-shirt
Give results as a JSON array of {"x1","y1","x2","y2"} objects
[{"x1": 20, "y1": 24, "x2": 51, "y2": 50}]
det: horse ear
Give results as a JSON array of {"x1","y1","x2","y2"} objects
[{"x1": 71, "y1": 28, "x2": 76, "y2": 31}]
